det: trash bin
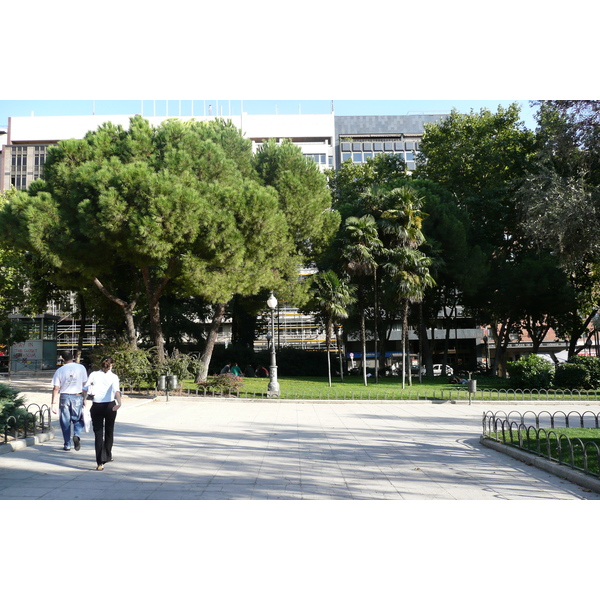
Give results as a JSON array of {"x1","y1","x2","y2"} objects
[
  {"x1": 167, "y1": 375, "x2": 178, "y2": 390},
  {"x1": 468, "y1": 379, "x2": 477, "y2": 394},
  {"x1": 157, "y1": 375, "x2": 166, "y2": 391}
]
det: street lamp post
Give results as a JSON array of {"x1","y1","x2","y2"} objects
[{"x1": 267, "y1": 292, "x2": 280, "y2": 397}]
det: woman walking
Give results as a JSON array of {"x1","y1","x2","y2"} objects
[{"x1": 84, "y1": 357, "x2": 122, "y2": 471}]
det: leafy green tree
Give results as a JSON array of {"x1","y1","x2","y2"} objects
[
  {"x1": 416, "y1": 104, "x2": 539, "y2": 375},
  {"x1": 517, "y1": 101, "x2": 600, "y2": 356},
  {"x1": 254, "y1": 139, "x2": 340, "y2": 265},
  {"x1": 0, "y1": 118, "x2": 302, "y2": 371}
]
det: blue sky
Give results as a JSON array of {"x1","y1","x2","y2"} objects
[{"x1": 0, "y1": 99, "x2": 539, "y2": 130}]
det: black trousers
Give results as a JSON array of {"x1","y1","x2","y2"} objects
[{"x1": 90, "y1": 401, "x2": 117, "y2": 465}]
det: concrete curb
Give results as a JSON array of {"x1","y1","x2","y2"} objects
[
  {"x1": 0, "y1": 428, "x2": 55, "y2": 455},
  {"x1": 480, "y1": 436, "x2": 600, "y2": 494},
  {"x1": 153, "y1": 395, "x2": 600, "y2": 405}
]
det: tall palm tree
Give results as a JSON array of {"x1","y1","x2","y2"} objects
[
  {"x1": 342, "y1": 214, "x2": 382, "y2": 386},
  {"x1": 377, "y1": 186, "x2": 435, "y2": 387},
  {"x1": 307, "y1": 270, "x2": 356, "y2": 386},
  {"x1": 385, "y1": 251, "x2": 435, "y2": 386}
]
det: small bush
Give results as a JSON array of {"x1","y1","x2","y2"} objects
[
  {"x1": 113, "y1": 349, "x2": 153, "y2": 390},
  {"x1": 0, "y1": 383, "x2": 27, "y2": 432},
  {"x1": 553, "y1": 362, "x2": 588, "y2": 390},
  {"x1": 197, "y1": 373, "x2": 244, "y2": 395},
  {"x1": 152, "y1": 351, "x2": 204, "y2": 385},
  {"x1": 507, "y1": 355, "x2": 554, "y2": 389},
  {"x1": 568, "y1": 355, "x2": 600, "y2": 389}
]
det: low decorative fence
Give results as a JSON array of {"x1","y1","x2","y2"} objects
[
  {"x1": 2, "y1": 403, "x2": 52, "y2": 445},
  {"x1": 482, "y1": 409, "x2": 600, "y2": 478},
  {"x1": 474, "y1": 388, "x2": 600, "y2": 402},
  {"x1": 156, "y1": 385, "x2": 600, "y2": 402}
]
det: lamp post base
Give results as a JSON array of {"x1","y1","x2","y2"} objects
[{"x1": 267, "y1": 379, "x2": 280, "y2": 397}]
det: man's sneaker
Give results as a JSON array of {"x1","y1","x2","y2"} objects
[
  {"x1": 63, "y1": 446, "x2": 71, "y2": 451},
  {"x1": 73, "y1": 436, "x2": 81, "y2": 451}
]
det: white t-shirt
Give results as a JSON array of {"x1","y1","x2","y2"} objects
[
  {"x1": 52, "y1": 362, "x2": 88, "y2": 394},
  {"x1": 85, "y1": 369, "x2": 121, "y2": 403}
]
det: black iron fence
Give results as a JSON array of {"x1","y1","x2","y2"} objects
[
  {"x1": 482, "y1": 410, "x2": 600, "y2": 478},
  {"x1": 2, "y1": 403, "x2": 52, "y2": 445}
]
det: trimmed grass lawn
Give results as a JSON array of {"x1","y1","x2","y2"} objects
[
  {"x1": 156, "y1": 374, "x2": 600, "y2": 402},
  {"x1": 173, "y1": 374, "x2": 517, "y2": 401},
  {"x1": 504, "y1": 427, "x2": 600, "y2": 474}
]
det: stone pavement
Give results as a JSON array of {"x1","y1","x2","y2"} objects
[{"x1": 2, "y1": 373, "x2": 600, "y2": 500}]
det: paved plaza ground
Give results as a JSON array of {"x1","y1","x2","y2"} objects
[{"x1": 2, "y1": 373, "x2": 600, "y2": 500}]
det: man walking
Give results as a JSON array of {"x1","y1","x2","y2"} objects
[{"x1": 51, "y1": 351, "x2": 88, "y2": 451}]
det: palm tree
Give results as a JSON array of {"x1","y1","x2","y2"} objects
[
  {"x1": 342, "y1": 214, "x2": 383, "y2": 386},
  {"x1": 385, "y1": 251, "x2": 435, "y2": 386},
  {"x1": 377, "y1": 186, "x2": 435, "y2": 386},
  {"x1": 307, "y1": 270, "x2": 356, "y2": 386}
]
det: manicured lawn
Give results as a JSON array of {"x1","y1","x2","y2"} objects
[
  {"x1": 175, "y1": 374, "x2": 504, "y2": 400},
  {"x1": 504, "y1": 427, "x2": 600, "y2": 474},
  {"x1": 157, "y1": 373, "x2": 600, "y2": 401}
]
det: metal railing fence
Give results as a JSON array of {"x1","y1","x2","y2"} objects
[
  {"x1": 2, "y1": 403, "x2": 52, "y2": 445},
  {"x1": 153, "y1": 385, "x2": 600, "y2": 402},
  {"x1": 482, "y1": 410, "x2": 600, "y2": 478}
]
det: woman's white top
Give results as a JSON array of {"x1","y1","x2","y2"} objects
[{"x1": 85, "y1": 369, "x2": 121, "y2": 403}]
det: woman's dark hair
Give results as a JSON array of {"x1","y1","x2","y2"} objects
[{"x1": 101, "y1": 356, "x2": 114, "y2": 372}]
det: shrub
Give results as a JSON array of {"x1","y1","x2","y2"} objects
[
  {"x1": 553, "y1": 362, "x2": 589, "y2": 389},
  {"x1": 0, "y1": 383, "x2": 27, "y2": 432},
  {"x1": 568, "y1": 355, "x2": 600, "y2": 389},
  {"x1": 197, "y1": 373, "x2": 244, "y2": 395},
  {"x1": 507, "y1": 355, "x2": 554, "y2": 389},
  {"x1": 111, "y1": 349, "x2": 153, "y2": 390},
  {"x1": 152, "y1": 351, "x2": 204, "y2": 384}
]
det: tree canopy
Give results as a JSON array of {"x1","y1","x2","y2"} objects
[{"x1": 0, "y1": 117, "x2": 337, "y2": 369}]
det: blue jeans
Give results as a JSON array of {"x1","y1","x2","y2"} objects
[{"x1": 58, "y1": 394, "x2": 84, "y2": 448}]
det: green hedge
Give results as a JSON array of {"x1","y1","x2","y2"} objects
[{"x1": 506, "y1": 355, "x2": 554, "y2": 389}]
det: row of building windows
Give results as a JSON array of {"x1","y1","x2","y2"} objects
[
  {"x1": 341, "y1": 150, "x2": 417, "y2": 169},
  {"x1": 304, "y1": 153, "x2": 333, "y2": 166},
  {"x1": 340, "y1": 140, "x2": 418, "y2": 153}
]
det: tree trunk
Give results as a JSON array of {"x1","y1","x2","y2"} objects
[
  {"x1": 142, "y1": 266, "x2": 172, "y2": 364},
  {"x1": 405, "y1": 300, "x2": 412, "y2": 386},
  {"x1": 326, "y1": 320, "x2": 332, "y2": 387},
  {"x1": 336, "y1": 326, "x2": 344, "y2": 382},
  {"x1": 196, "y1": 302, "x2": 227, "y2": 382},
  {"x1": 361, "y1": 311, "x2": 368, "y2": 386},
  {"x1": 401, "y1": 300, "x2": 410, "y2": 388},
  {"x1": 92, "y1": 277, "x2": 138, "y2": 349},
  {"x1": 374, "y1": 272, "x2": 379, "y2": 384}
]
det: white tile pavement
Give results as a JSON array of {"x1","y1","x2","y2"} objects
[{"x1": 2, "y1": 393, "x2": 600, "y2": 500}]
